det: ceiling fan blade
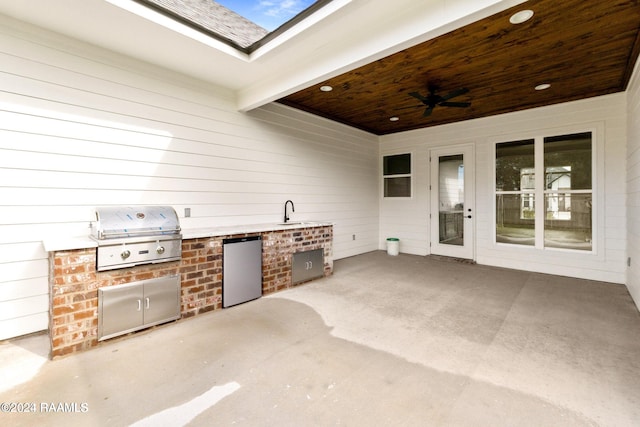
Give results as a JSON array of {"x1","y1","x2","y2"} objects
[
  {"x1": 409, "y1": 91, "x2": 428, "y2": 102},
  {"x1": 396, "y1": 105, "x2": 424, "y2": 110},
  {"x1": 439, "y1": 101, "x2": 471, "y2": 108},
  {"x1": 441, "y1": 87, "x2": 469, "y2": 101},
  {"x1": 423, "y1": 106, "x2": 434, "y2": 117}
]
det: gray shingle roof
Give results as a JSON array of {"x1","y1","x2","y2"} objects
[{"x1": 145, "y1": 0, "x2": 269, "y2": 49}]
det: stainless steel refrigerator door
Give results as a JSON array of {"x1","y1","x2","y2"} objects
[{"x1": 223, "y1": 237, "x2": 263, "y2": 308}]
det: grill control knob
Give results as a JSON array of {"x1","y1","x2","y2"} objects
[
  {"x1": 156, "y1": 246, "x2": 165, "y2": 255},
  {"x1": 121, "y1": 250, "x2": 131, "y2": 260}
]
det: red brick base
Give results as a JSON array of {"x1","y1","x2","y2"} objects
[{"x1": 48, "y1": 225, "x2": 333, "y2": 358}]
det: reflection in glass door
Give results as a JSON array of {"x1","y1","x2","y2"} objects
[
  {"x1": 430, "y1": 146, "x2": 474, "y2": 259},
  {"x1": 438, "y1": 155, "x2": 465, "y2": 246}
]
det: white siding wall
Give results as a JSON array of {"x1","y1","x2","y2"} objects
[
  {"x1": 0, "y1": 16, "x2": 379, "y2": 340},
  {"x1": 380, "y1": 94, "x2": 627, "y2": 284},
  {"x1": 627, "y1": 60, "x2": 640, "y2": 310}
]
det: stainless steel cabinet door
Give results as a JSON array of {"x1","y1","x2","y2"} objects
[
  {"x1": 98, "y1": 275, "x2": 181, "y2": 341},
  {"x1": 308, "y1": 249, "x2": 324, "y2": 279},
  {"x1": 292, "y1": 251, "x2": 307, "y2": 284},
  {"x1": 292, "y1": 248, "x2": 324, "y2": 284},
  {"x1": 99, "y1": 282, "x2": 144, "y2": 340},
  {"x1": 143, "y1": 275, "x2": 181, "y2": 326}
]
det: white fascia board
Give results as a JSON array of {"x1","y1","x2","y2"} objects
[{"x1": 237, "y1": 0, "x2": 528, "y2": 112}]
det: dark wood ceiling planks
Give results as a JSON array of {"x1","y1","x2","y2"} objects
[{"x1": 278, "y1": 0, "x2": 640, "y2": 135}]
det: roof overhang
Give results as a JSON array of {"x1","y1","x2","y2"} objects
[{"x1": 0, "y1": 0, "x2": 527, "y2": 113}]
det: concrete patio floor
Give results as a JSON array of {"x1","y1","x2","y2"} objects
[{"x1": 2, "y1": 251, "x2": 640, "y2": 426}]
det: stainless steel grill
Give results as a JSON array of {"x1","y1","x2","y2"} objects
[{"x1": 90, "y1": 206, "x2": 182, "y2": 271}]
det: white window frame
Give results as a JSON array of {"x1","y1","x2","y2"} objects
[
  {"x1": 382, "y1": 152, "x2": 412, "y2": 198},
  {"x1": 492, "y1": 124, "x2": 602, "y2": 255}
]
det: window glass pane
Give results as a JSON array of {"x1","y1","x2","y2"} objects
[
  {"x1": 439, "y1": 211, "x2": 464, "y2": 245},
  {"x1": 544, "y1": 132, "x2": 591, "y2": 190},
  {"x1": 384, "y1": 154, "x2": 411, "y2": 175},
  {"x1": 545, "y1": 193, "x2": 592, "y2": 250},
  {"x1": 439, "y1": 155, "x2": 464, "y2": 210},
  {"x1": 496, "y1": 140, "x2": 535, "y2": 191},
  {"x1": 439, "y1": 155, "x2": 464, "y2": 246},
  {"x1": 496, "y1": 194, "x2": 535, "y2": 246},
  {"x1": 384, "y1": 177, "x2": 411, "y2": 197}
]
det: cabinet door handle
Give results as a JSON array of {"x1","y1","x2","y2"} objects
[
  {"x1": 137, "y1": 299, "x2": 142, "y2": 311},
  {"x1": 145, "y1": 297, "x2": 150, "y2": 310},
  {"x1": 308, "y1": 261, "x2": 312, "y2": 269}
]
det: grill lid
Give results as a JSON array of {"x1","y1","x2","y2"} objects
[{"x1": 91, "y1": 206, "x2": 181, "y2": 240}]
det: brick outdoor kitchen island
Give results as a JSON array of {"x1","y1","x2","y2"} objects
[{"x1": 44, "y1": 222, "x2": 333, "y2": 358}]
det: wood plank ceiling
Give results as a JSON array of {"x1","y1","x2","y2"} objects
[{"x1": 278, "y1": 0, "x2": 640, "y2": 135}]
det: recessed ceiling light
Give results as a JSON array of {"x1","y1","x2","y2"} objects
[
  {"x1": 535, "y1": 83, "x2": 551, "y2": 91},
  {"x1": 320, "y1": 85, "x2": 333, "y2": 92},
  {"x1": 510, "y1": 10, "x2": 534, "y2": 24},
  {"x1": 389, "y1": 116, "x2": 399, "y2": 122}
]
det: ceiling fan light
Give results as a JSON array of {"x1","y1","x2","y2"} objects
[
  {"x1": 535, "y1": 83, "x2": 551, "y2": 91},
  {"x1": 510, "y1": 10, "x2": 534, "y2": 24},
  {"x1": 320, "y1": 85, "x2": 333, "y2": 92}
]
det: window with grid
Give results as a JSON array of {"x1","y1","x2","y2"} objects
[
  {"x1": 496, "y1": 132, "x2": 592, "y2": 251},
  {"x1": 383, "y1": 153, "x2": 411, "y2": 197}
]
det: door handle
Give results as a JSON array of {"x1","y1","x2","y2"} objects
[
  {"x1": 137, "y1": 299, "x2": 142, "y2": 311},
  {"x1": 466, "y1": 215, "x2": 472, "y2": 219},
  {"x1": 145, "y1": 297, "x2": 150, "y2": 309}
]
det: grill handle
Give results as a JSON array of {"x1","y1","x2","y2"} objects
[{"x1": 97, "y1": 226, "x2": 181, "y2": 240}]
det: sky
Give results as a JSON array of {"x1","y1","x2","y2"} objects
[{"x1": 215, "y1": 0, "x2": 317, "y2": 31}]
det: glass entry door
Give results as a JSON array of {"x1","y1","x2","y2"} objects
[{"x1": 430, "y1": 145, "x2": 474, "y2": 259}]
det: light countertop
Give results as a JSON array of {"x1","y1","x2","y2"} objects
[{"x1": 43, "y1": 221, "x2": 333, "y2": 252}]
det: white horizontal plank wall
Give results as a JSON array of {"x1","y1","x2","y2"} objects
[
  {"x1": 380, "y1": 93, "x2": 627, "y2": 284},
  {"x1": 627, "y1": 59, "x2": 640, "y2": 311},
  {"x1": 0, "y1": 16, "x2": 379, "y2": 340}
]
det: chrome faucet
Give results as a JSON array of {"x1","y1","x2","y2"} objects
[{"x1": 284, "y1": 200, "x2": 295, "y2": 223}]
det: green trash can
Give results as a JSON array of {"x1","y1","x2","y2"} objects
[{"x1": 386, "y1": 238, "x2": 399, "y2": 256}]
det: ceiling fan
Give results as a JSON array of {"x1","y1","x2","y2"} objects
[{"x1": 399, "y1": 86, "x2": 471, "y2": 117}]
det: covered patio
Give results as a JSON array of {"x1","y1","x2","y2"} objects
[{"x1": 3, "y1": 251, "x2": 639, "y2": 426}]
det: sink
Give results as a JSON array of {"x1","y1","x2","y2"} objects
[{"x1": 277, "y1": 222, "x2": 303, "y2": 226}]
